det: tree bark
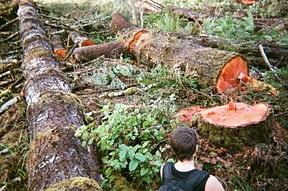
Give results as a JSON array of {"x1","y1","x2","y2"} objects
[
  {"x1": 18, "y1": 1, "x2": 101, "y2": 190},
  {"x1": 72, "y1": 41, "x2": 126, "y2": 62},
  {"x1": 171, "y1": 33, "x2": 288, "y2": 67},
  {"x1": 111, "y1": 13, "x2": 249, "y2": 94}
]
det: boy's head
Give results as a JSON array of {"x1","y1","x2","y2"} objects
[{"x1": 170, "y1": 125, "x2": 198, "y2": 162}]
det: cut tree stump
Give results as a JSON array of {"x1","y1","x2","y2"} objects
[
  {"x1": 18, "y1": 0, "x2": 101, "y2": 190},
  {"x1": 176, "y1": 103, "x2": 273, "y2": 152},
  {"x1": 111, "y1": 13, "x2": 250, "y2": 94}
]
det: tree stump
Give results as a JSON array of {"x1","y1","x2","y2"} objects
[
  {"x1": 184, "y1": 103, "x2": 273, "y2": 152},
  {"x1": 111, "y1": 13, "x2": 250, "y2": 94}
]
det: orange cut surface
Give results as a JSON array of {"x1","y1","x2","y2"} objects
[
  {"x1": 54, "y1": 49, "x2": 67, "y2": 59},
  {"x1": 240, "y1": 0, "x2": 255, "y2": 5},
  {"x1": 201, "y1": 103, "x2": 269, "y2": 128},
  {"x1": 216, "y1": 56, "x2": 249, "y2": 94},
  {"x1": 80, "y1": 39, "x2": 95, "y2": 47},
  {"x1": 175, "y1": 106, "x2": 205, "y2": 122}
]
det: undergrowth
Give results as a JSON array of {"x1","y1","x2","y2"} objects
[{"x1": 75, "y1": 95, "x2": 178, "y2": 190}]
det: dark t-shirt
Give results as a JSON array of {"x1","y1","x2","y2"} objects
[{"x1": 160, "y1": 162, "x2": 210, "y2": 191}]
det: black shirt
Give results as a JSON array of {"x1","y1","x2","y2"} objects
[{"x1": 160, "y1": 162, "x2": 210, "y2": 191}]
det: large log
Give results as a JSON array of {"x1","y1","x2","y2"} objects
[
  {"x1": 18, "y1": 1, "x2": 102, "y2": 190},
  {"x1": 170, "y1": 33, "x2": 288, "y2": 67},
  {"x1": 111, "y1": 13, "x2": 250, "y2": 94}
]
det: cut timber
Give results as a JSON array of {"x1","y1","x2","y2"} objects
[
  {"x1": 72, "y1": 41, "x2": 126, "y2": 62},
  {"x1": 18, "y1": 1, "x2": 101, "y2": 190},
  {"x1": 70, "y1": 31, "x2": 95, "y2": 47},
  {"x1": 111, "y1": 13, "x2": 249, "y2": 94},
  {"x1": 198, "y1": 103, "x2": 273, "y2": 151}
]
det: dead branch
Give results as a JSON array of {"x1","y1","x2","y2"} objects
[
  {"x1": 0, "y1": 17, "x2": 18, "y2": 31},
  {"x1": 0, "y1": 96, "x2": 20, "y2": 114}
]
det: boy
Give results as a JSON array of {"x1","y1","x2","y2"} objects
[{"x1": 160, "y1": 126, "x2": 225, "y2": 191}]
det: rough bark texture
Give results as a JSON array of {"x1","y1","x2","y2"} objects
[
  {"x1": 197, "y1": 103, "x2": 273, "y2": 152},
  {"x1": 72, "y1": 41, "x2": 126, "y2": 62},
  {"x1": 111, "y1": 13, "x2": 249, "y2": 93},
  {"x1": 18, "y1": 1, "x2": 101, "y2": 190},
  {"x1": 171, "y1": 33, "x2": 288, "y2": 67}
]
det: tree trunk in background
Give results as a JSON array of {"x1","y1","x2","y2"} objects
[
  {"x1": 111, "y1": 13, "x2": 250, "y2": 94},
  {"x1": 72, "y1": 41, "x2": 126, "y2": 62},
  {"x1": 18, "y1": 0, "x2": 102, "y2": 190}
]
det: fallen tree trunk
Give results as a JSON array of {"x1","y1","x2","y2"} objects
[
  {"x1": 72, "y1": 41, "x2": 126, "y2": 62},
  {"x1": 111, "y1": 13, "x2": 250, "y2": 94},
  {"x1": 170, "y1": 33, "x2": 288, "y2": 67},
  {"x1": 18, "y1": 1, "x2": 101, "y2": 190}
]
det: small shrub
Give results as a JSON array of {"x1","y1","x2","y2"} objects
[{"x1": 75, "y1": 95, "x2": 178, "y2": 190}]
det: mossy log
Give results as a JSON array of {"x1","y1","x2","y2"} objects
[
  {"x1": 18, "y1": 1, "x2": 101, "y2": 190},
  {"x1": 197, "y1": 103, "x2": 273, "y2": 152},
  {"x1": 111, "y1": 13, "x2": 249, "y2": 94}
]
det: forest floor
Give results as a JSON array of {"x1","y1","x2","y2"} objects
[{"x1": 0, "y1": 0, "x2": 288, "y2": 190}]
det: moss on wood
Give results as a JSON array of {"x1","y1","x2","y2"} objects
[
  {"x1": 45, "y1": 177, "x2": 102, "y2": 191},
  {"x1": 197, "y1": 114, "x2": 273, "y2": 152}
]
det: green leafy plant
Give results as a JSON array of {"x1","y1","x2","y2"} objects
[
  {"x1": 75, "y1": 95, "x2": 178, "y2": 190},
  {"x1": 203, "y1": 12, "x2": 255, "y2": 42}
]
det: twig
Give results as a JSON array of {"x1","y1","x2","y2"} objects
[
  {"x1": 258, "y1": 44, "x2": 282, "y2": 82},
  {"x1": 0, "y1": 17, "x2": 18, "y2": 31},
  {"x1": 250, "y1": 65, "x2": 264, "y2": 78},
  {"x1": 0, "y1": 71, "x2": 11, "y2": 79},
  {"x1": 0, "y1": 59, "x2": 19, "y2": 65},
  {"x1": 0, "y1": 31, "x2": 19, "y2": 43},
  {"x1": 9, "y1": 75, "x2": 24, "y2": 91},
  {"x1": 0, "y1": 89, "x2": 11, "y2": 99},
  {"x1": 0, "y1": 79, "x2": 14, "y2": 87},
  {"x1": 0, "y1": 96, "x2": 20, "y2": 114},
  {"x1": 63, "y1": 43, "x2": 78, "y2": 61}
]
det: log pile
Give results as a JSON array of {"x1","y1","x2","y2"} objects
[
  {"x1": 109, "y1": 13, "x2": 274, "y2": 152},
  {"x1": 18, "y1": 0, "x2": 101, "y2": 190}
]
